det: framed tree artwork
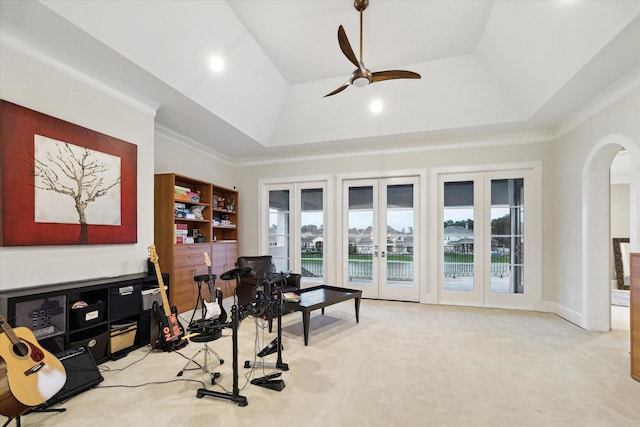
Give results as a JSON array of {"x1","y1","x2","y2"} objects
[{"x1": 0, "y1": 100, "x2": 137, "y2": 245}]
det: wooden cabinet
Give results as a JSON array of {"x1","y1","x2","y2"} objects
[
  {"x1": 631, "y1": 252, "x2": 639, "y2": 382},
  {"x1": 212, "y1": 241, "x2": 239, "y2": 298},
  {"x1": 0, "y1": 273, "x2": 164, "y2": 363},
  {"x1": 154, "y1": 174, "x2": 239, "y2": 312}
]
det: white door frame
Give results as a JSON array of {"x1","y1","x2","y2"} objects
[
  {"x1": 339, "y1": 171, "x2": 422, "y2": 301},
  {"x1": 432, "y1": 162, "x2": 542, "y2": 310}
]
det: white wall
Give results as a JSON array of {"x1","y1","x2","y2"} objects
[
  {"x1": 550, "y1": 86, "x2": 640, "y2": 326},
  {"x1": 0, "y1": 45, "x2": 156, "y2": 290},
  {"x1": 611, "y1": 184, "x2": 631, "y2": 240},
  {"x1": 154, "y1": 130, "x2": 236, "y2": 189}
]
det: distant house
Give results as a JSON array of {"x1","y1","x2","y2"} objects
[
  {"x1": 301, "y1": 234, "x2": 323, "y2": 253},
  {"x1": 444, "y1": 225, "x2": 474, "y2": 253}
]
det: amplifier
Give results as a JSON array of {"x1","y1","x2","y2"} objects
[{"x1": 44, "y1": 346, "x2": 104, "y2": 407}]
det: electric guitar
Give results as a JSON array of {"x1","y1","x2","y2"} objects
[
  {"x1": 149, "y1": 245, "x2": 187, "y2": 352},
  {"x1": 203, "y1": 252, "x2": 227, "y2": 324},
  {"x1": 0, "y1": 314, "x2": 67, "y2": 417}
]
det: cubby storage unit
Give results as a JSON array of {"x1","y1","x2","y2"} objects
[
  {"x1": 154, "y1": 174, "x2": 239, "y2": 311},
  {"x1": 0, "y1": 273, "x2": 167, "y2": 363}
]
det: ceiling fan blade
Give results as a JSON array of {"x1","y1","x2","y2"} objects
[
  {"x1": 338, "y1": 25, "x2": 360, "y2": 69},
  {"x1": 323, "y1": 82, "x2": 350, "y2": 98},
  {"x1": 371, "y1": 70, "x2": 421, "y2": 83}
]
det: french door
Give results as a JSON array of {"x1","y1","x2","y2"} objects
[
  {"x1": 266, "y1": 182, "x2": 326, "y2": 284},
  {"x1": 343, "y1": 177, "x2": 419, "y2": 301},
  {"x1": 438, "y1": 170, "x2": 533, "y2": 309}
]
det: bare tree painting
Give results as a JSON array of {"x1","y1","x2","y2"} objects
[{"x1": 33, "y1": 135, "x2": 121, "y2": 244}]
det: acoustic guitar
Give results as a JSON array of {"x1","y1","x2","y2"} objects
[
  {"x1": 149, "y1": 245, "x2": 187, "y2": 352},
  {"x1": 0, "y1": 315, "x2": 67, "y2": 417}
]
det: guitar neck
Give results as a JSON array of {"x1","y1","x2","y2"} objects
[
  {"x1": 0, "y1": 315, "x2": 20, "y2": 346},
  {"x1": 151, "y1": 260, "x2": 173, "y2": 317}
]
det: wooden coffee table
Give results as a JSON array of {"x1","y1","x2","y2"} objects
[{"x1": 282, "y1": 285, "x2": 362, "y2": 345}]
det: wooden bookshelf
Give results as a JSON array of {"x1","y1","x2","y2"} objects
[{"x1": 154, "y1": 174, "x2": 240, "y2": 311}]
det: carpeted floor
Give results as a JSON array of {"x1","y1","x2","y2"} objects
[{"x1": 17, "y1": 299, "x2": 639, "y2": 427}]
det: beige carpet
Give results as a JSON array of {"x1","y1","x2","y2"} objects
[{"x1": 19, "y1": 300, "x2": 639, "y2": 427}]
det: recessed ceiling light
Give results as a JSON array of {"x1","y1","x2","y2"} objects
[
  {"x1": 209, "y1": 56, "x2": 225, "y2": 73},
  {"x1": 370, "y1": 99, "x2": 383, "y2": 114}
]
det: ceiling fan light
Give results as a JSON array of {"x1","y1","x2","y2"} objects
[{"x1": 353, "y1": 77, "x2": 369, "y2": 87}]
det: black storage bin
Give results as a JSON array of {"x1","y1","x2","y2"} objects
[
  {"x1": 109, "y1": 284, "x2": 141, "y2": 320},
  {"x1": 69, "y1": 330, "x2": 109, "y2": 362},
  {"x1": 70, "y1": 301, "x2": 105, "y2": 329}
]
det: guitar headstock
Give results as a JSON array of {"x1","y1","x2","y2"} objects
[
  {"x1": 204, "y1": 252, "x2": 211, "y2": 267},
  {"x1": 149, "y1": 244, "x2": 159, "y2": 264}
]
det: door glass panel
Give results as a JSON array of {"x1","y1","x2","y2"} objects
[
  {"x1": 443, "y1": 181, "x2": 474, "y2": 291},
  {"x1": 269, "y1": 190, "x2": 289, "y2": 272},
  {"x1": 490, "y1": 178, "x2": 524, "y2": 293},
  {"x1": 386, "y1": 184, "x2": 414, "y2": 288},
  {"x1": 348, "y1": 186, "x2": 373, "y2": 286},
  {"x1": 301, "y1": 188, "x2": 324, "y2": 283}
]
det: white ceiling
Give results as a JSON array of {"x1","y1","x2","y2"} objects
[{"x1": 1, "y1": 0, "x2": 640, "y2": 162}]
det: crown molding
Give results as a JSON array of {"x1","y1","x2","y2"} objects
[
  {"x1": 154, "y1": 124, "x2": 233, "y2": 166},
  {"x1": 0, "y1": 29, "x2": 158, "y2": 116},
  {"x1": 235, "y1": 129, "x2": 553, "y2": 167}
]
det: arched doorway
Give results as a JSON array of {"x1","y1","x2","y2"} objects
[{"x1": 582, "y1": 134, "x2": 640, "y2": 330}]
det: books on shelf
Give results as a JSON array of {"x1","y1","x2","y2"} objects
[
  {"x1": 174, "y1": 185, "x2": 200, "y2": 202},
  {"x1": 174, "y1": 223, "x2": 188, "y2": 244},
  {"x1": 175, "y1": 192, "x2": 201, "y2": 203},
  {"x1": 174, "y1": 185, "x2": 191, "y2": 194}
]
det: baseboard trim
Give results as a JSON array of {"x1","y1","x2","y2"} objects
[{"x1": 550, "y1": 302, "x2": 584, "y2": 329}]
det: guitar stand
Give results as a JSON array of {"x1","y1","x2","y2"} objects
[
  {"x1": 196, "y1": 305, "x2": 248, "y2": 407},
  {"x1": 4, "y1": 407, "x2": 66, "y2": 427},
  {"x1": 188, "y1": 275, "x2": 213, "y2": 330}
]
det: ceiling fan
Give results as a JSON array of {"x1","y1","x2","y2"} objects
[{"x1": 324, "y1": 0, "x2": 421, "y2": 97}]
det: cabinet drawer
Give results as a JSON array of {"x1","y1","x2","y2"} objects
[{"x1": 173, "y1": 244, "x2": 211, "y2": 267}]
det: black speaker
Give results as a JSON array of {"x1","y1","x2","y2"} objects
[{"x1": 44, "y1": 346, "x2": 103, "y2": 407}]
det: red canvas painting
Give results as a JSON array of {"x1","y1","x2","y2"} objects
[{"x1": 0, "y1": 100, "x2": 137, "y2": 245}]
